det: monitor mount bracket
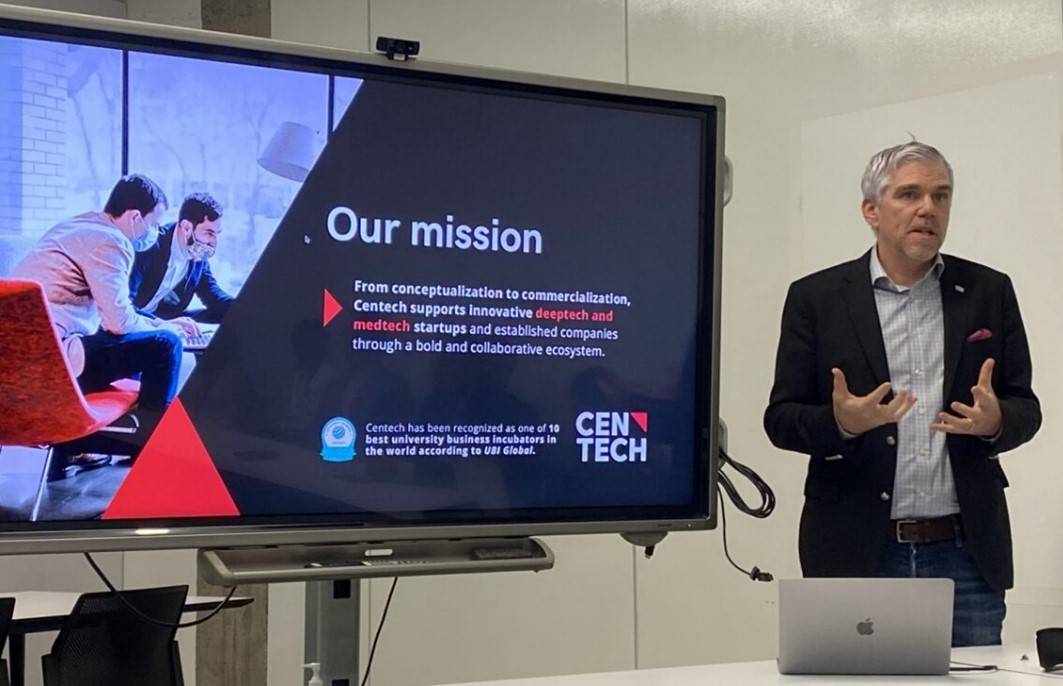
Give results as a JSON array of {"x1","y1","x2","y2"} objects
[{"x1": 198, "y1": 537, "x2": 553, "y2": 685}]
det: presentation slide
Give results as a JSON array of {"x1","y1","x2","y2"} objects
[{"x1": 0, "y1": 29, "x2": 712, "y2": 524}]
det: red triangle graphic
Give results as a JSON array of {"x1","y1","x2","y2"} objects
[
  {"x1": 103, "y1": 398, "x2": 239, "y2": 519},
  {"x1": 630, "y1": 412, "x2": 648, "y2": 433},
  {"x1": 323, "y1": 289, "x2": 342, "y2": 327}
]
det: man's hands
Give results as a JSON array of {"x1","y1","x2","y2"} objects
[
  {"x1": 155, "y1": 316, "x2": 201, "y2": 338},
  {"x1": 832, "y1": 358, "x2": 1002, "y2": 438},
  {"x1": 832, "y1": 368, "x2": 916, "y2": 436},
  {"x1": 170, "y1": 316, "x2": 202, "y2": 338},
  {"x1": 931, "y1": 358, "x2": 1002, "y2": 437}
]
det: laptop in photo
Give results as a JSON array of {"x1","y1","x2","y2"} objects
[
  {"x1": 182, "y1": 323, "x2": 219, "y2": 352},
  {"x1": 777, "y1": 578, "x2": 954, "y2": 675}
]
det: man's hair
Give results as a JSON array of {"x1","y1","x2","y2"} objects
[
  {"x1": 103, "y1": 174, "x2": 168, "y2": 217},
  {"x1": 178, "y1": 192, "x2": 223, "y2": 227},
  {"x1": 861, "y1": 141, "x2": 954, "y2": 203}
]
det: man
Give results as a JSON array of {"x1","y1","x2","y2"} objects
[
  {"x1": 130, "y1": 192, "x2": 232, "y2": 328},
  {"x1": 764, "y1": 142, "x2": 1041, "y2": 646},
  {"x1": 13, "y1": 174, "x2": 185, "y2": 474}
]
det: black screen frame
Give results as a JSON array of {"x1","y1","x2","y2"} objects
[{"x1": 0, "y1": 5, "x2": 724, "y2": 553}]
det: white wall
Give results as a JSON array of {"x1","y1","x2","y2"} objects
[
  {"x1": 3, "y1": 1, "x2": 1062, "y2": 684},
  {"x1": 270, "y1": 0, "x2": 367, "y2": 50}
]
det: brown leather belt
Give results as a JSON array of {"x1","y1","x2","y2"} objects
[{"x1": 894, "y1": 515, "x2": 961, "y2": 544}]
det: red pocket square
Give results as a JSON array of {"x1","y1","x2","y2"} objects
[{"x1": 966, "y1": 328, "x2": 993, "y2": 343}]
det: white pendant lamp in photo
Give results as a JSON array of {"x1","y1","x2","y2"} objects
[{"x1": 258, "y1": 121, "x2": 318, "y2": 182}]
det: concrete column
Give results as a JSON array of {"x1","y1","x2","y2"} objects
[
  {"x1": 197, "y1": 570, "x2": 270, "y2": 686},
  {"x1": 126, "y1": 0, "x2": 201, "y2": 28},
  {"x1": 189, "y1": 0, "x2": 273, "y2": 680},
  {"x1": 201, "y1": 0, "x2": 270, "y2": 38}
]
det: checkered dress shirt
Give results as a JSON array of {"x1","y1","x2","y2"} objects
[{"x1": 869, "y1": 249, "x2": 960, "y2": 519}]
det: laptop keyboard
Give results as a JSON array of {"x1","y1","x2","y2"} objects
[{"x1": 183, "y1": 328, "x2": 215, "y2": 350}]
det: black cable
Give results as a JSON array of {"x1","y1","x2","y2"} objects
[
  {"x1": 84, "y1": 552, "x2": 237, "y2": 629},
  {"x1": 717, "y1": 488, "x2": 773, "y2": 582},
  {"x1": 360, "y1": 577, "x2": 399, "y2": 686},
  {"x1": 949, "y1": 661, "x2": 1063, "y2": 678},
  {"x1": 718, "y1": 447, "x2": 775, "y2": 518},
  {"x1": 716, "y1": 447, "x2": 775, "y2": 582}
]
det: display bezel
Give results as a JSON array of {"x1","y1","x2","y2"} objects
[{"x1": 0, "y1": 3, "x2": 724, "y2": 553}]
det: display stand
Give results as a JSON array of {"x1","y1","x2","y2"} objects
[{"x1": 198, "y1": 537, "x2": 554, "y2": 685}]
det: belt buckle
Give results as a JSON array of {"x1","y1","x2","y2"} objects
[{"x1": 895, "y1": 519, "x2": 918, "y2": 543}]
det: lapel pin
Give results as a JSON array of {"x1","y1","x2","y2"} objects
[{"x1": 955, "y1": 285, "x2": 965, "y2": 293}]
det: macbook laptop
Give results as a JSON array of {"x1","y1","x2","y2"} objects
[{"x1": 778, "y1": 578, "x2": 954, "y2": 675}]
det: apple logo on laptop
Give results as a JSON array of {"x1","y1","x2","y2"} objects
[{"x1": 856, "y1": 618, "x2": 875, "y2": 636}]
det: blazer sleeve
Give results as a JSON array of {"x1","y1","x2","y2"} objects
[
  {"x1": 194, "y1": 261, "x2": 234, "y2": 319},
  {"x1": 764, "y1": 281, "x2": 849, "y2": 458},
  {"x1": 84, "y1": 239, "x2": 156, "y2": 335},
  {"x1": 993, "y1": 275, "x2": 1041, "y2": 454}
]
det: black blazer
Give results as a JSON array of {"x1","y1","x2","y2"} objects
[
  {"x1": 129, "y1": 223, "x2": 233, "y2": 324},
  {"x1": 764, "y1": 250, "x2": 1040, "y2": 591}
]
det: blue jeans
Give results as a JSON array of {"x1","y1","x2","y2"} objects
[
  {"x1": 876, "y1": 534, "x2": 1005, "y2": 647},
  {"x1": 78, "y1": 329, "x2": 183, "y2": 410}
]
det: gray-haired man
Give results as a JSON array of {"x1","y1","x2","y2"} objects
[{"x1": 764, "y1": 141, "x2": 1041, "y2": 645}]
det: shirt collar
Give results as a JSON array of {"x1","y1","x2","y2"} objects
[
  {"x1": 171, "y1": 224, "x2": 193, "y2": 261},
  {"x1": 869, "y1": 247, "x2": 944, "y2": 291}
]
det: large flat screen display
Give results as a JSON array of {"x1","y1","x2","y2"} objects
[{"x1": 0, "y1": 5, "x2": 723, "y2": 552}]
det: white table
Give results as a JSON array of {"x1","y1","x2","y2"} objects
[
  {"x1": 435, "y1": 646, "x2": 1063, "y2": 685},
  {"x1": 4, "y1": 590, "x2": 253, "y2": 686}
]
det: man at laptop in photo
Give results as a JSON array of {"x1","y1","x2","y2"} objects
[
  {"x1": 13, "y1": 174, "x2": 184, "y2": 476},
  {"x1": 764, "y1": 141, "x2": 1041, "y2": 645},
  {"x1": 129, "y1": 192, "x2": 232, "y2": 333}
]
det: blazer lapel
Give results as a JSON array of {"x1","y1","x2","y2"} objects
[
  {"x1": 940, "y1": 256, "x2": 972, "y2": 398},
  {"x1": 842, "y1": 251, "x2": 890, "y2": 385},
  {"x1": 143, "y1": 227, "x2": 174, "y2": 303},
  {"x1": 178, "y1": 261, "x2": 203, "y2": 311}
]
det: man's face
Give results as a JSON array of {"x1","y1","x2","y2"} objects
[
  {"x1": 143, "y1": 204, "x2": 165, "y2": 229},
  {"x1": 179, "y1": 216, "x2": 222, "y2": 260},
  {"x1": 862, "y1": 161, "x2": 952, "y2": 266},
  {"x1": 122, "y1": 203, "x2": 164, "y2": 239},
  {"x1": 191, "y1": 216, "x2": 221, "y2": 249}
]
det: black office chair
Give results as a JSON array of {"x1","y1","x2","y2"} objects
[
  {"x1": 0, "y1": 597, "x2": 14, "y2": 686},
  {"x1": 42, "y1": 586, "x2": 188, "y2": 686}
]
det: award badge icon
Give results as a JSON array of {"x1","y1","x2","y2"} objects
[{"x1": 320, "y1": 417, "x2": 357, "y2": 462}]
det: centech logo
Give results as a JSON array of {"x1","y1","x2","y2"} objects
[{"x1": 575, "y1": 411, "x2": 648, "y2": 463}]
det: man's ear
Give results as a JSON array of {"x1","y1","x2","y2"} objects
[
  {"x1": 116, "y1": 209, "x2": 141, "y2": 231},
  {"x1": 861, "y1": 199, "x2": 879, "y2": 230},
  {"x1": 178, "y1": 219, "x2": 193, "y2": 236}
]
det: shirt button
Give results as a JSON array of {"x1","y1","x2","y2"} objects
[
  {"x1": 880, "y1": 492, "x2": 891, "y2": 502},
  {"x1": 886, "y1": 436, "x2": 896, "y2": 446}
]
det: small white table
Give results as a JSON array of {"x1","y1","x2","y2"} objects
[
  {"x1": 4, "y1": 590, "x2": 253, "y2": 686},
  {"x1": 434, "y1": 646, "x2": 1059, "y2": 686}
]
